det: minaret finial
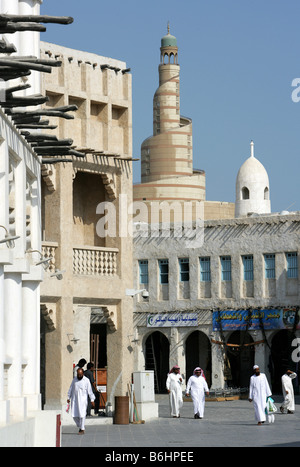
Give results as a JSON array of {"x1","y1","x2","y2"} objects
[
  {"x1": 167, "y1": 21, "x2": 170, "y2": 35},
  {"x1": 250, "y1": 140, "x2": 254, "y2": 158}
]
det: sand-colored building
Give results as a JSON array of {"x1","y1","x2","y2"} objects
[
  {"x1": 133, "y1": 142, "x2": 300, "y2": 394},
  {"x1": 40, "y1": 42, "x2": 134, "y2": 414},
  {"x1": 133, "y1": 27, "x2": 234, "y2": 222}
]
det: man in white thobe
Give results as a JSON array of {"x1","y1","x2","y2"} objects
[
  {"x1": 166, "y1": 365, "x2": 183, "y2": 418},
  {"x1": 186, "y1": 367, "x2": 209, "y2": 419},
  {"x1": 67, "y1": 368, "x2": 95, "y2": 434},
  {"x1": 249, "y1": 365, "x2": 272, "y2": 425},
  {"x1": 280, "y1": 369, "x2": 297, "y2": 414}
]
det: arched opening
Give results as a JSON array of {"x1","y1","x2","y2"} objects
[
  {"x1": 270, "y1": 330, "x2": 298, "y2": 394},
  {"x1": 226, "y1": 331, "x2": 255, "y2": 388},
  {"x1": 145, "y1": 331, "x2": 170, "y2": 393},
  {"x1": 185, "y1": 331, "x2": 212, "y2": 387},
  {"x1": 264, "y1": 187, "x2": 269, "y2": 200},
  {"x1": 163, "y1": 53, "x2": 169, "y2": 65},
  {"x1": 241, "y1": 186, "x2": 250, "y2": 200},
  {"x1": 73, "y1": 171, "x2": 106, "y2": 247}
]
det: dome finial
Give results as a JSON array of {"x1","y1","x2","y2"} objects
[
  {"x1": 167, "y1": 21, "x2": 170, "y2": 35},
  {"x1": 250, "y1": 140, "x2": 254, "y2": 158}
]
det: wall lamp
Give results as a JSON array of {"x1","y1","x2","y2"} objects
[
  {"x1": 0, "y1": 225, "x2": 20, "y2": 249},
  {"x1": 26, "y1": 249, "x2": 53, "y2": 271},
  {"x1": 126, "y1": 288, "x2": 149, "y2": 299},
  {"x1": 50, "y1": 269, "x2": 65, "y2": 281}
]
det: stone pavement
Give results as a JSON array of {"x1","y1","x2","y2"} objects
[{"x1": 61, "y1": 394, "x2": 300, "y2": 449}]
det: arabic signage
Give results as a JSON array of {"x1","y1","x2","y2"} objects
[
  {"x1": 213, "y1": 308, "x2": 300, "y2": 332},
  {"x1": 147, "y1": 313, "x2": 198, "y2": 328}
]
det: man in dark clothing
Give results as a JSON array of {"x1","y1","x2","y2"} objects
[{"x1": 84, "y1": 362, "x2": 99, "y2": 415}]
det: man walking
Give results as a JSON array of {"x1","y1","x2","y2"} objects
[
  {"x1": 280, "y1": 369, "x2": 297, "y2": 414},
  {"x1": 67, "y1": 368, "x2": 95, "y2": 434},
  {"x1": 166, "y1": 365, "x2": 183, "y2": 418},
  {"x1": 249, "y1": 365, "x2": 272, "y2": 425},
  {"x1": 185, "y1": 367, "x2": 209, "y2": 419}
]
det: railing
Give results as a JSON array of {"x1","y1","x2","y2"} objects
[
  {"x1": 42, "y1": 241, "x2": 58, "y2": 274},
  {"x1": 73, "y1": 246, "x2": 118, "y2": 276},
  {"x1": 42, "y1": 242, "x2": 119, "y2": 277}
]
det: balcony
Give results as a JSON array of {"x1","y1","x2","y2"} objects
[
  {"x1": 42, "y1": 242, "x2": 119, "y2": 277},
  {"x1": 73, "y1": 246, "x2": 118, "y2": 276}
]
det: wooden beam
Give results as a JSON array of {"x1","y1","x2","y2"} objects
[
  {"x1": 0, "y1": 15, "x2": 74, "y2": 25},
  {"x1": 11, "y1": 110, "x2": 75, "y2": 120},
  {"x1": 0, "y1": 58, "x2": 53, "y2": 73},
  {"x1": 0, "y1": 70, "x2": 31, "y2": 81},
  {"x1": 34, "y1": 147, "x2": 85, "y2": 158},
  {"x1": 0, "y1": 22, "x2": 46, "y2": 33},
  {"x1": 16, "y1": 124, "x2": 58, "y2": 130},
  {"x1": 0, "y1": 40, "x2": 16, "y2": 54},
  {"x1": 7, "y1": 56, "x2": 62, "y2": 67},
  {"x1": 1, "y1": 95, "x2": 49, "y2": 108},
  {"x1": 41, "y1": 159, "x2": 73, "y2": 164},
  {"x1": 5, "y1": 83, "x2": 31, "y2": 95}
]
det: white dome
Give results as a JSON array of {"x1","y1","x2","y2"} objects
[
  {"x1": 235, "y1": 141, "x2": 271, "y2": 218},
  {"x1": 236, "y1": 155, "x2": 269, "y2": 186}
]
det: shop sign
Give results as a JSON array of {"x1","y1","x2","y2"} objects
[
  {"x1": 147, "y1": 313, "x2": 198, "y2": 327},
  {"x1": 213, "y1": 308, "x2": 300, "y2": 332}
]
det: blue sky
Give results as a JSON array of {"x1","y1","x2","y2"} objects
[{"x1": 40, "y1": 0, "x2": 300, "y2": 213}]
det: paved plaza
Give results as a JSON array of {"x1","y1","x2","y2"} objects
[{"x1": 61, "y1": 394, "x2": 300, "y2": 449}]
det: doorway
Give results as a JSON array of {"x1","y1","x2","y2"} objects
[
  {"x1": 185, "y1": 331, "x2": 212, "y2": 387},
  {"x1": 145, "y1": 331, "x2": 170, "y2": 393},
  {"x1": 226, "y1": 331, "x2": 255, "y2": 388},
  {"x1": 90, "y1": 323, "x2": 107, "y2": 369},
  {"x1": 270, "y1": 330, "x2": 298, "y2": 394}
]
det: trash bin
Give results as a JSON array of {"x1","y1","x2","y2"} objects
[{"x1": 114, "y1": 396, "x2": 129, "y2": 425}]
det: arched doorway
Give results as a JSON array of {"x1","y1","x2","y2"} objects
[
  {"x1": 185, "y1": 331, "x2": 212, "y2": 387},
  {"x1": 145, "y1": 331, "x2": 170, "y2": 393},
  {"x1": 227, "y1": 331, "x2": 255, "y2": 388},
  {"x1": 270, "y1": 330, "x2": 297, "y2": 394}
]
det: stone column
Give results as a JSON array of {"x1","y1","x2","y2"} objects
[
  {"x1": 4, "y1": 273, "x2": 27, "y2": 420},
  {"x1": 0, "y1": 264, "x2": 9, "y2": 425},
  {"x1": 18, "y1": 0, "x2": 42, "y2": 95},
  {"x1": 22, "y1": 280, "x2": 41, "y2": 411},
  {"x1": 210, "y1": 334, "x2": 225, "y2": 390},
  {"x1": 0, "y1": 265, "x2": 4, "y2": 402},
  {"x1": 1, "y1": 0, "x2": 20, "y2": 53}
]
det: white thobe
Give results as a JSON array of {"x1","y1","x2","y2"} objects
[
  {"x1": 249, "y1": 373, "x2": 272, "y2": 423},
  {"x1": 166, "y1": 373, "x2": 183, "y2": 417},
  {"x1": 281, "y1": 372, "x2": 297, "y2": 412},
  {"x1": 186, "y1": 375, "x2": 209, "y2": 418},
  {"x1": 68, "y1": 376, "x2": 95, "y2": 430}
]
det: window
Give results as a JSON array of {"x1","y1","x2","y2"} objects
[
  {"x1": 221, "y1": 256, "x2": 231, "y2": 281},
  {"x1": 139, "y1": 260, "x2": 148, "y2": 284},
  {"x1": 159, "y1": 259, "x2": 169, "y2": 284},
  {"x1": 242, "y1": 187, "x2": 250, "y2": 200},
  {"x1": 264, "y1": 187, "x2": 269, "y2": 200},
  {"x1": 286, "y1": 252, "x2": 298, "y2": 278},
  {"x1": 200, "y1": 257, "x2": 211, "y2": 282},
  {"x1": 242, "y1": 255, "x2": 253, "y2": 281},
  {"x1": 179, "y1": 258, "x2": 189, "y2": 282},
  {"x1": 264, "y1": 254, "x2": 275, "y2": 279}
]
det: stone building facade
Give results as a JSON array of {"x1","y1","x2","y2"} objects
[
  {"x1": 40, "y1": 42, "x2": 134, "y2": 414},
  {"x1": 133, "y1": 212, "x2": 300, "y2": 393}
]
